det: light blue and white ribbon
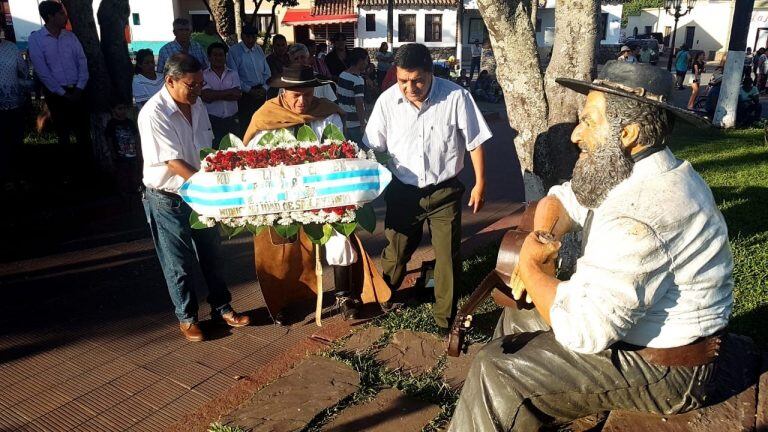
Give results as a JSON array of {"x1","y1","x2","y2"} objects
[{"x1": 180, "y1": 159, "x2": 392, "y2": 218}]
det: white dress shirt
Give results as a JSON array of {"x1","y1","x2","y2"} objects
[
  {"x1": 132, "y1": 73, "x2": 165, "y2": 107},
  {"x1": 139, "y1": 86, "x2": 213, "y2": 193},
  {"x1": 246, "y1": 114, "x2": 344, "y2": 147},
  {"x1": 363, "y1": 77, "x2": 492, "y2": 187},
  {"x1": 548, "y1": 148, "x2": 733, "y2": 354},
  {"x1": 202, "y1": 67, "x2": 241, "y2": 118}
]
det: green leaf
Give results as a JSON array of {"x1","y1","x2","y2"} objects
[
  {"x1": 296, "y1": 125, "x2": 319, "y2": 142},
  {"x1": 355, "y1": 204, "x2": 376, "y2": 233},
  {"x1": 303, "y1": 223, "x2": 334, "y2": 245},
  {"x1": 246, "y1": 224, "x2": 266, "y2": 236},
  {"x1": 273, "y1": 224, "x2": 300, "y2": 240},
  {"x1": 333, "y1": 222, "x2": 357, "y2": 237},
  {"x1": 229, "y1": 226, "x2": 245, "y2": 239},
  {"x1": 375, "y1": 151, "x2": 393, "y2": 164},
  {"x1": 218, "y1": 133, "x2": 242, "y2": 150},
  {"x1": 199, "y1": 147, "x2": 216, "y2": 161},
  {"x1": 321, "y1": 123, "x2": 345, "y2": 141},
  {"x1": 219, "y1": 223, "x2": 233, "y2": 237},
  {"x1": 189, "y1": 211, "x2": 210, "y2": 229},
  {"x1": 257, "y1": 131, "x2": 276, "y2": 147}
]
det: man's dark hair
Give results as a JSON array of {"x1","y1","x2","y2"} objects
[
  {"x1": 604, "y1": 93, "x2": 675, "y2": 150},
  {"x1": 273, "y1": 34, "x2": 287, "y2": 43},
  {"x1": 164, "y1": 53, "x2": 202, "y2": 79},
  {"x1": 348, "y1": 48, "x2": 369, "y2": 67},
  {"x1": 38, "y1": 1, "x2": 63, "y2": 23},
  {"x1": 303, "y1": 39, "x2": 316, "y2": 50},
  {"x1": 394, "y1": 43, "x2": 432, "y2": 73},
  {"x1": 332, "y1": 32, "x2": 346, "y2": 42},
  {"x1": 134, "y1": 48, "x2": 154, "y2": 74},
  {"x1": 207, "y1": 41, "x2": 228, "y2": 56}
]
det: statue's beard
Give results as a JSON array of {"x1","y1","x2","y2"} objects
[{"x1": 571, "y1": 135, "x2": 634, "y2": 209}]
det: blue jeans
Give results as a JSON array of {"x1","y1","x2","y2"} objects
[{"x1": 143, "y1": 188, "x2": 233, "y2": 323}]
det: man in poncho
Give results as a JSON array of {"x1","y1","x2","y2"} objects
[{"x1": 243, "y1": 65, "x2": 390, "y2": 324}]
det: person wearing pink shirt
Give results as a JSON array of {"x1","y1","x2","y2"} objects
[
  {"x1": 28, "y1": 1, "x2": 91, "y2": 164},
  {"x1": 201, "y1": 42, "x2": 241, "y2": 147}
]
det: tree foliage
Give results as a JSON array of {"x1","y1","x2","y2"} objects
[{"x1": 621, "y1": 0, "x2": 665, "y2": 27}]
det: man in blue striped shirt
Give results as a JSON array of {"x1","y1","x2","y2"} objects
[
  {"x1": 157, "y1": 19, "x2": 208, "y2": 74},
  {"x1": 337, "y1": 48, "x2": 370, "y2": 144}
]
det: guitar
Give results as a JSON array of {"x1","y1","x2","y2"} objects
[{"x1": 447, "y1": 201, "x2": 559, "y2": 357}]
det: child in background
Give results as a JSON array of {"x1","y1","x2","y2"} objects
[
  {"x1": 337, "y1": 48, "x2": 369, "y2": 144},
  {"x1": 105, "y1": 101, "x2": 141, "y2": 209}
]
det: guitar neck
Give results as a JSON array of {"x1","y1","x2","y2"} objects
[{"x1": 458, "y1": 271, "x2": 501, "y2": 316}]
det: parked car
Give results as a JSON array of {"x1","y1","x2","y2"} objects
[{"x1": 625, "y1": 38, "x2": 660, "y2": 65}]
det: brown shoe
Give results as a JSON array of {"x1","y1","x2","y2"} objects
[
  {"x1": 220, "y1": 311, "x2": 251, "y2": 328},
  {"x1": 179, "y1": 322, "x2": 205, "y2": 342}
]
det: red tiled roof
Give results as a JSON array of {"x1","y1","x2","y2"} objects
[
  {"x1": 311, "y1": 0, "x2": 357, "y2": 15},
  {"x1": 283, "y1": 9, "x2": 358, "y2": 25},
  {"x1": 358, "y1": 0, "x2": 458, "y2": 7}
]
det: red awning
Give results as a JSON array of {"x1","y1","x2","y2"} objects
[{"x1": 282, "y1": 9, "x2": 358, "y2": 26}]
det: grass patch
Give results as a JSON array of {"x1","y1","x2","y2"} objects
[
  {"x1": 207, "y1": 422, "x2": 245, "y2": 432},
  {"x1": 672, "y1": 125, "x2": 768, "y2": 348}
]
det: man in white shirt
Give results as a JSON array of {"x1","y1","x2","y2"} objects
[
  {"x1": 201, "y1": 42, "x2": 241, "y2": 147},
  {"x1": 469, "y1": 39, "x2": 482, "y2": 81},
  {"x1": 139, "y1": 53, "x2": 250, "y2": 342},
  {"x1": 364, "y1": 43, "x2": 491, "y2": 329},
  {"x1": 226, "y1": 25, "x2": 270, "y2": 135},
  {"x1": 449, "y1": 62, "x2": 749, "y2": 431}
]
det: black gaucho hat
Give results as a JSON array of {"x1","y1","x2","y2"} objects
[
  {"x1": 556, "y1": 60, "x2": 709, "y2": 127},
  {"x1": 270, "y1": 65, "x2": 333, "y2": 89}
]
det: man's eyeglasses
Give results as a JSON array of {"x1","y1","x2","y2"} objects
[{"x1": 178, "y1": 80, "x2": 206, "y2": 90}]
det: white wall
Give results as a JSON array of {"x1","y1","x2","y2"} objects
[
  {"x1": 624, "y1": 1, "x2": 735, "y2": 57},
  {"x1": 357, "y1": 7, "x2": 457, "y2": 48},
  {"x1": 747, "y1": 9, "x2": 768, "y2": 51},
  {"x1": 535, "y1": 4, "x2": 622, "y2": 46},
  {"x1": 9, "y1": 0, "x2": 176, "y2": 47},
  {"x1": 8, "y1": 0, "x2": 44, "y2": 44}
]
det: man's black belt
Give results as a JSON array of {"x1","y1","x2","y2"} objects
[{"x1": 146, "y1": 187, "x2": 180, "y2": 199}]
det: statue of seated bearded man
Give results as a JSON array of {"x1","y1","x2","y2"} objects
[{"x1": 449, "y1": 61, "x2": 755, "y2": 431}]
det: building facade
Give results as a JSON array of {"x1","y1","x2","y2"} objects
[
  {"x1": 8, "y1": 0, "x2": 309, "y2": 52},
  {"x1": 624, "y1": 0, "x2": 768, "y2": 61}
]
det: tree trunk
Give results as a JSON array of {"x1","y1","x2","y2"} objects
[
  {"x1": 234, "y1": 0, "x2": 244, "y2": 41},
  {"x1": 210, "y1": 0, "x2": 238, "y2": 44},
  {"x1": 476, "y1": 0, "x2": 548, "y2": 198},
  {"x1": 477, "y1": 0, "x2": 598, "y2": 198},
  {"x1": 542, "y1": 0, "x2": 598, "y2": 184},
  {"x1": 97, "y1": 0, "x2": 132, "y2": 105},
  {"x1": 61, "y1": 0, "x2": 114, "y2": 170}
]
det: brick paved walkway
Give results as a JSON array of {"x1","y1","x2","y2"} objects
[{"x1": 0, "y1": 117, "x2": 523, "y2": 431}]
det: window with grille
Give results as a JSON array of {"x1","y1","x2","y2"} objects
[
  {"x1": 398, "y1": 14, "x2": 416, "y2": 42},
  {"x1": 132, "y1": 13, "x2": 140, "y2": 26},
  {"x1": 366, "y1": 14, "x2": 375, "y2": 32},
  {"x1": 425, "y1": 14, "x2": 442, "y2": 42}
]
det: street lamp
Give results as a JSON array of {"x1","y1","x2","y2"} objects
[{"x1": 665, "y1": 0, "x2": 697, "y2": 71}]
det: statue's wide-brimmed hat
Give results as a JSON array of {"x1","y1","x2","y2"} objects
[
  {"x1": 556, "y1": 60, "x2": 710, "y2": 127},
  {"x1": 270, "y1": 65, "x2": 333, "y2": 89}
]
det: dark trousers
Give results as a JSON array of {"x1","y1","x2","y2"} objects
[
  {"x1": 209, "y1": 114, "x2": 240, "y2": 149},
  {"x1": 469, "y1": 56, "x2": 481, "y2": 81},
  {"x1": 381, "y1": 177, "x2": 464, "y2": 328},
  {"x1": 43, "y1": 88, "x2": 92, "y2": 162},
  {"x1": 0, "y1": 108, "x2": 24, "y2": 181},
  {"x1": 449, "y1": 306, "x2": 747, "y2": 432},
  {"x1": 675, "y1": 70, "x2": 687, "y2": 88},
  {"x1": 142, "y1": 188, "x2": 233, "y2": 323},
  {"x1": 237, "y1": 91, "x2": 265, "y2": 137}
]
